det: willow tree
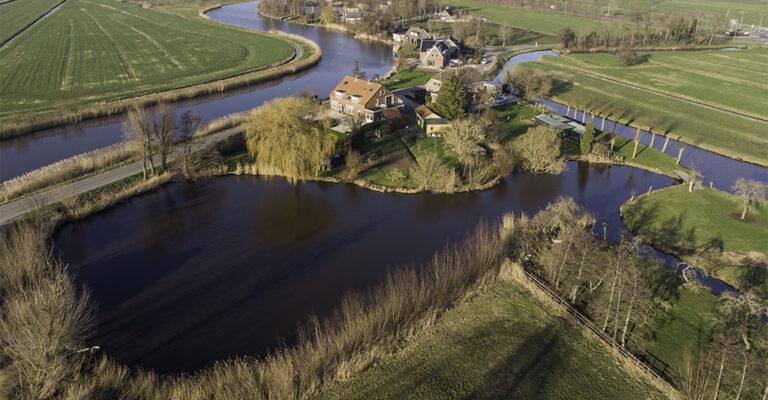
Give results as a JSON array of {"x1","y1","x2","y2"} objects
[{"x1": 244, "y1": 97, "x2": 336, "y2": 183}]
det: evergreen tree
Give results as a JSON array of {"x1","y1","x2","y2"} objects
[
  {"x1": 581, "y1": 120, "x2": 594, "y2": 155},
  {"x1": 432, "y1": 73, "x2": 467, "y2": 120}
]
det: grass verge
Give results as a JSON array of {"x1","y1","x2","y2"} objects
[{"x1": 318, "y1": 280, "x2": 666, "y2": 400}]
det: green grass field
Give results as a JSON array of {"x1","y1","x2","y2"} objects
[
  {"x1": 382, "y1": 70, "x2": 435, "y2": 90},
  {"x1": 623, "y1": 185, "x2": 768, "y2": 293},
  {"x1": 413, "y1": 19, "x2": 557, "y2": 46},
  {"x1": 521, "y1": 50, "x2": 768, "y2": 166},
  {"x1": 0, "y1": 0, "x2": 62, "y2": 45},
  {"x1": 444, "y1": 0, "x2": 602, "y2": 34},
  {"x1": 445, "y1": 0, "x2": 767, "y2": 32},
  {"x1": 318, "y1": 281, "x2": 665, "y2": 400},
  {"x1": 624, "y1": 185, "x2": 768, "y2": 255},
  {"x1": 610, "y1": 135, "x2": 686, "y2": 177},
  {"x1": 612, "y1": 0, "x2": 768, "y2": 26},
  {"x1": 0, "y1": 0, "x2": 295, "y2": 118}
]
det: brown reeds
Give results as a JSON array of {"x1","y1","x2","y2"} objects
[{"x1": 0, "y1": 144, "x2": 133, "y2": 203}]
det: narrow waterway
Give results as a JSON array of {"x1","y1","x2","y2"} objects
[
  {"x1": 495, "y1": 50, "x2": 768, "y2": 190},
  {"x1": 56, "y1": 162, "x2": 674, "y2": 373},
  {"x1": 0, "y1": 1, "x2": 393, "y2": 180}
]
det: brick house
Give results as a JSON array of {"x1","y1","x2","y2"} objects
[
  {"x1": 419, "y1": 37, "x2": 461, "y2": 69},
  {"x1": 329, "y1": 76, "x2": 404, "y2": 124},
  {"x1": 415, "y1": 105, "x2": 450, "y2": 136}
]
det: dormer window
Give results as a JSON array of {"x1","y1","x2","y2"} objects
[
  {"x1": 335, "y1": 91, "x2": 344, "y2": 99},
  {"x1": 351, "y1": 96, "x2": 361, "y2": 103}
]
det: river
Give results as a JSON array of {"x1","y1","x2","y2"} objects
[
  {"x1": 0, "y1": 1, "x2": 393, "y2": 180},
  {"x1": 495, "y1": 50, "x2": 768, "y2": 190},
  {"x1": 11, "y1": 0, "x2": 762, "y2": 374}
]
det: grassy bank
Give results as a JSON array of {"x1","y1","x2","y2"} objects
[
  {"x1": 0, "y1": 0, "x2": 319, "y2": 137},
  {"x1": 521, "y1": 49, "x2": 768, "y2": 166},
  {"x1": 318, "y1": 280, "x2": 666, "y2": 400},
  {"x1": 622, "y1": 185, "x2": 768, "y2": 293}
]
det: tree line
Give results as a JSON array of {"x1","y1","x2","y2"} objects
[{"x1": 558, "y1": 15, "x2": 722, "y2": 52}]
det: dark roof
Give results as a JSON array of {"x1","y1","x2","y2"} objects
[{"x1": 419, "y1": 39, "x2": 435, "y2": 52}]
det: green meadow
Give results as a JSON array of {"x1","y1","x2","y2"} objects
[
  {"x1": 0, "y1": 0, "x2": 62, "y2": 44},
  {"x1": 521, "y1": 49, "x2": 768, "y2": 166},
  {"x1": 318, "y1": 281, "x2": 666, "y2": 400},
  {"x1": 443, "y1": 0, "x2": 603, "y2": 34},
  {"x1": 0, "y1": 0, "x2": 295, "y2": 119}
]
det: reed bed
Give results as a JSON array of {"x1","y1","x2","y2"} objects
[
  {"x1": 0, "y1": 33, "x2": 321, "y2": 139},
  {"x1": 0, "y1": 144, "x2": 133, "y2": 203},
  {"x1": 1, "y1": 212, "x2": 505, "y2": 399}
]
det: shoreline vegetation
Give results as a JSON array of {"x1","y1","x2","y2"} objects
[
  {"x1": 0, "y1": 4, "x2": 322, "y2": 140},
  {"x1": 621, "y1": 184, "x2": 768, "y2": 295},
  {"x1": 1, "y1": 194, "x2": 684, "y2": 399}
]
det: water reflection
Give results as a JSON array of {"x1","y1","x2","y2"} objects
[{"x1": 55, "y1": 162, "x2": 673, "y2": 373}]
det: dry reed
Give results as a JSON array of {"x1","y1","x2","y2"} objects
[{"x1": 0, "y1": 144, "x2": 133, "y2": 203}]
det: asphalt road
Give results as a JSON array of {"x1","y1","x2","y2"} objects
[{"x1": 0, "y1": 126, "x2": 243, "y2": 227}]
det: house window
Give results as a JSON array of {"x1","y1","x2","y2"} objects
[
  {"x1": 427, "y1": 60, "x2": 434, "y2": 66},
  {"x1": 366, "y1": 113, "x2": 374, "y2": 122},
  {"x1": 330, "y1": 101, "x2": 342, "y2": 110},
  {"x1": 335, "y1": 91, "x2": 344, "y2": 99},
  {"x1": 385, "y1": 95, "x2": 393, "y2": 106},
  {"x1": 351, "y1": 96, "x2": 360, "y2": 104}
]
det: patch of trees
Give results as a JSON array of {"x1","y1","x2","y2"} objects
[
  {"x1": 558, "y1": 16, "x2": 721, "y2": 52},
  {"x1": 510, "y1": 69, "x2": 553, "y2": 101},
  {"x1": 505, "y1": 198, "x2": 768, "y2": 399}
]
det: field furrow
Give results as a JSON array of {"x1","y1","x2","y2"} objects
[{"x1": 0, "y1": 0, "x2": 295, "y2": 119}]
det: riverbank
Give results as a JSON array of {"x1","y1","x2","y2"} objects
[
  {"x1": 520, "y1": 48, "x2": 768, "y2": 167},
  {"x1": 621, "y1": 184, "x2": 768, "y2": 295},
  {"x1": 0, "y1": 1, "x2": 322, "y2": 140},
  {"x1": 256, "y1": 8, "x2": 394, "y2": 46}
]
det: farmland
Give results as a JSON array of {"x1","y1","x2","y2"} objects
[
  {"x1": 318, "y1": 281, "x2": 666, "y2": 400},
  {"x1": 0, "y1": 0, "x2": 296, "y2": 121},
  {"x1": 444, "y1": 0, "x2": 767, "y2": 33},
  {"x1": 444, "y1": 0, "x2": 603, "y2": 34},
  {"x1": 521, "y1": 49, "x2": 768, "y2": 166},
  {"x1": 0, "y1": 0, "x2": 63, "y2": 45}
]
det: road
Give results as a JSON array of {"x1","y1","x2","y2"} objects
[{"x1": 0, "y1": 126, "x2": 243, "y2": 227}]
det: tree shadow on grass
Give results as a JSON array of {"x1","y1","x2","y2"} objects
[{"x1": 338, "y1": 317, "x2": 572, "y2": 400}]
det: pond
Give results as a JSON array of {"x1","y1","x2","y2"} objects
[{"x1": 56, "y1": 162, "x2": 673, "y2": 373}]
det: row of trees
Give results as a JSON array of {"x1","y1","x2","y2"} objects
[
  {"x1": 505, "y1": 198, "x2": 768, "y2": 400},
  {"x1": 122, "y1": 104, "x2": 222, "y2": 181},
  {"x1": 558, "y1": 15, "x2": 721, "y2": 51},
  {"x1": 258, "y1": 0, "x2": 439, "y2": 26}
]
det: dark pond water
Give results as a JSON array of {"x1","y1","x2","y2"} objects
[
  {"x1": 0, "y1": 1, "x2": 393, "y2": 180},
  {"x1": 55, "y1": 162, "x2": 673, "y2": 373}
]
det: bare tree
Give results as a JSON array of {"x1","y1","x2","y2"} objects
[
  {"x1": 177, "y1": 111, "x2": 206, "y2": 180},
  {"x1": 123, "y1": 105, "x2": 155, "y2": 179},
  {"x1": 731, "y1": 178, "x2": 766, "y2": 220},
  {"x1": 155, "y1": 104, "x2": 176, "y2": 173}
]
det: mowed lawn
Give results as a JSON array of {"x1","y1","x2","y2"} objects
[
  {"x1": 543, "y1": 50, "x2": 768, "y2": 120},
  {"x1": 318, "y1": 281, "x2": 665, "y2": 400},
  {"x1": 443, "y1": 0, "x2": 602, "y2": 35},
  {"x1": 521, "y1": 50, "x2": 768, "y2": 166},
  {"x1": 623, "y1": 185, "x2": 768, "y2": 255},
  {"x1": 0, "y1": 0, "x2": 295, "y2": 117},
  {"x1": 0, "y1": 0, "x2": 62, "y2": 44}
]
